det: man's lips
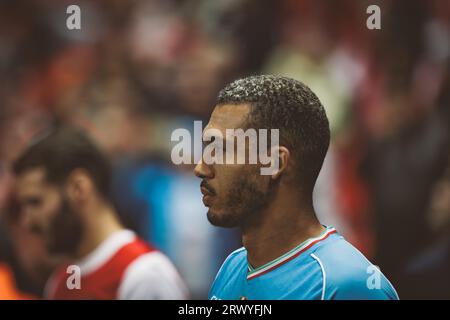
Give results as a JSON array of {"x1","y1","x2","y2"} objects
[
  {"x1": 200, "y1": 181, "x2": 215, "y2": 206},
  {"x1": 201, "y1": 193, "x2": 213, "y2": 206},
  {"x1": 200, "y1": 186, "x2": 213, "y2": 196},
  {"x1": 200, "y1": 181, "x2": 215, "y2": 196}
]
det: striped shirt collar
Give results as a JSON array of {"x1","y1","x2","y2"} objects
[{"x1": 247, "y1": 226, "x2": 337, "y2": 280}]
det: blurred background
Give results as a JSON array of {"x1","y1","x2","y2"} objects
[{"x1": 0, "y1": 0, "x2": 449, "y2": 299}]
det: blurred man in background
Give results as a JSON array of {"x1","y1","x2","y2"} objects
[{"x1": 11, "y1": 127, "x2": 188, "y2": 299}]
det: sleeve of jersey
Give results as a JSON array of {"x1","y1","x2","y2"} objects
[{"x1": 117, "y1": 252, "x2": 189, "y2": 300}]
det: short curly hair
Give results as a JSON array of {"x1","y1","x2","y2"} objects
[
  {"x1": 13, "y1": 127, "x2": 112, "y2": 199},
  {"x1": 217, "y1": 75, "x2": 330, "y2": 191}
]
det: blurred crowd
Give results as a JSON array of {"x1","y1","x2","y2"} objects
[{"x1": 0, "y1": 0, "x2": 449, "y2": 299}]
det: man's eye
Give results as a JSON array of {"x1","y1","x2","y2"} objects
[{"x1": 26, "y1": 197, "x2": 42, "y2": 207}]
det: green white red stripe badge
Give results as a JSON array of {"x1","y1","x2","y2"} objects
[{"x1": 247, "y1": 227, "x2": 337, "y2": 280}]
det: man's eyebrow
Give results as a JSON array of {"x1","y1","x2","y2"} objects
[
  {"x1": 17, "y1": 195, "x2": 41, "y2": 206},
  {"x1": 26, "y1": 196, "x2": 42, "y2": 203}
]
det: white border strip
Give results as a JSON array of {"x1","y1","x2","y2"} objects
[
  {"x1": 247, "y1": 227, "x2": 335, "y2": 279},
  {"x1": 311, "y1": 253, "x2": 326, "y2": 300}
]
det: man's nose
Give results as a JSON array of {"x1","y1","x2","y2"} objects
[
  {"x1": 194, "y1": 158, "x2": 214, "y2": 179},
  {"x1": 20, "y1": 207, "x2": 36, "y2": 230}
]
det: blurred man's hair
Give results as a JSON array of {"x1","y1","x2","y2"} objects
[
  {"x1": 13, "y1": 127, "x2": 111, "y2": 199},
  {"x1": 217, "y1": 75, "x2": 330, "y2": 192}
]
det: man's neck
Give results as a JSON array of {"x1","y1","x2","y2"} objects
[
  {"x1": 75, "y1": 203, "x2": 124, "y2": 259},
  {"x1": 241, "y1": 193, "x2": 324, "y2": 269}
]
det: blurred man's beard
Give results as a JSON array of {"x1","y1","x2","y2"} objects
[
  {"x1": 207, "y1": 174, "x2": 273, "y2": 228},
  {"x1": 47, "y1": 194, "x2": 84, "y2": 256}
]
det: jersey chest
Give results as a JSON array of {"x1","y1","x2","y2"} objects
[{"x1": 211, "y1": 256, "x2": 322, "y2": 300}]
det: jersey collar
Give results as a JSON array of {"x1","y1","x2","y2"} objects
[
  {"x1": 76, "y1": 229, "x2": 136, "y2": 275},
  {"x1": 247, "y1": 226, "x2": 336, "y2": 280}
]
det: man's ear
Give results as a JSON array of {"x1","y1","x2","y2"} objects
[
  {"x1": 66, "y1": 169, "x2": 94, "y2": 202},
  {"x1": 271, "y1": 146, "x2": 290, "y2": 180}
]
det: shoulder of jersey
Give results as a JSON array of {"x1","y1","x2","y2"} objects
[
  {"x1": 310, "y1": 237, "x2": 399, "y2": 300},
  {"x1": 216, "y1": 247, "x2": 247, "y2": 276}
]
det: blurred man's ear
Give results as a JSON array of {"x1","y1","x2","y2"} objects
[
  {"x1": 66, "y1": 169, "x2": 95, "y2": 203},
  {"x1": 271, "y1": 146, "x2": 290, "y2": 180}
]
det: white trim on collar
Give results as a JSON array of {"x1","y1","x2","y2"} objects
[{"x1": 76, "y1": 229, "x2": 136, "y2": 276}]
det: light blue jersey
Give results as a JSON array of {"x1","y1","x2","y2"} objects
[{"x1": 209, "y1": 227, "x2": 399, "y2": 300}]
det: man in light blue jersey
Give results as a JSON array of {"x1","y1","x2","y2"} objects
[{"x1": 194, "y1": 75, "x2": 398, "y2": 300}]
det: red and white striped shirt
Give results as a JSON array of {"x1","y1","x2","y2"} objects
[{"x1": 45, "y1": 230, "x2": 188, "y2": 300}]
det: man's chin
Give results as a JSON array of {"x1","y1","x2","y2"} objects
[{"x1": 207, "y1": 209, "x2": 239, "y2": 228}]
